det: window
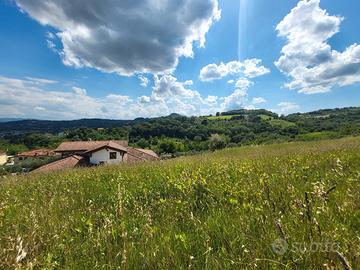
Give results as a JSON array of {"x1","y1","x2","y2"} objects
[{"x1": 109, "y1": 152, "x2": 117, "y2": 159}]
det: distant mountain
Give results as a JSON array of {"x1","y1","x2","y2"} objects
[
  {"x1": 0, "y1": 118, "x2": 25, "y2": 123},
  {"x1": 167, "y1": 113, "x2": 184, "y2": 118},
  {"x1": 0, "y1": 118, "x2": 130, "y2": 134}
]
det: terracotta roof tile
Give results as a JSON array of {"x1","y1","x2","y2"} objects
[
  {"x1": 83, "y1": 141, "x2": 127, "y2": 154},
  {"x1": 17, "y1": 149, "x2": 57, "y2": 157},
  {"x1": 135, "y1": 148, "x2": 159, "y2": 158},
  {"x1": 55, "y1": 140, "x2": 128, "y2": 152},
  {"x1": 127, "y1": 147, "x2": 159, "y2": 161},
  {"x1": 32, "y1": 155, "x2": 86, "y2": 173}
]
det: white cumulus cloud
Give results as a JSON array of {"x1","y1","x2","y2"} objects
[
  {"x1": 72, "y1": 86, "x2": 87, "y2": 95},
  {"x1": 220, "y1": 78, "x2": 252, "y2": 111},
  {"x1": 252, "y1": 97, "x2": 267, "y2": 104},
  {"x1": 221, "y1": 88, "x2": 248, "y2": 111},
  {"x1": 199, "y1": 58, "x2": 269, "y2": 81},
  {"x1": 138, "y1": 75, "x2": 149, "y2": 88},
  {"x1": 138, "y1": 95, "x2": 151, "y2": 104},
  {"x1": 275, "y1": 0, "x2": 360, "y2": 94},
  {"x1": 16, "y1": 0, "x2": 221, "y2": 76},
  {"x1": 235, "y1": 77, "x2": 253, "y2": 89},
  {"x1": 152, "y1": 74, "x2": 201, "y2": 100},
  {"x1": 203, "y1": 95, "x2": 218, "y2": 106},
  {"x1": 276, "y1": 102, "x2": 300, "y2": 115},
  {"x1": 184, "y1": 80, "x2": 194, "y2": 86},
  {"x1": 0, "y1": 75, "x2": 221, "y2": 120}
]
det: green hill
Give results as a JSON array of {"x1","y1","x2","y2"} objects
[
  {"x1": 1, "y1": 137, "x2": 359, "y2": 269},
  {"x1": 1, "y1": 107, "x2": 360, "y2": 158}
]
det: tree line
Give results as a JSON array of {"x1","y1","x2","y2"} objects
[{"x1": 0, "y1": 107, "x2": 359, "y2": 156}]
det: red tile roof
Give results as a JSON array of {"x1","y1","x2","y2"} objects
[
  {"x1": 55, "y1": 140, "x2": 128, "y2": 152},
  {"x1": 127, "y1": 147, "x2": 159, "y2": 161},
  {"x1": 17, "y1": 149, "x2": 57, "y2": 158},
  {"x1": 135, "y1": 148, "x2": 159, "y2": 158},
  {"x1": 32, "y1": 155, "x2": 86, "y2": 173},
  {"x1": 83, "y1": 141, "x2": 127, "y2": 154}
]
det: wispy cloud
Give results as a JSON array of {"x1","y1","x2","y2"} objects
[
  {"x1": 25, "y1": 77, "x2": 58, "y2": 85},
  {"x1": 0, "y1": 75, "x2": 222, "y2": 120}
]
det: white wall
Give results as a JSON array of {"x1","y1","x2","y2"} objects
[
  {"x1": 0, "y1": 154, "x2": 7, "y2": 166},
  {"x1": 89, "y1": 148, "x2": 124, "y2": 165}
]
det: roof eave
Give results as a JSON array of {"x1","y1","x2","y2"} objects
[{"x1": 83, "y1": 145, "x2": 128, "y2": 155}]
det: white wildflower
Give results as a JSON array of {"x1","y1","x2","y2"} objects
[{"x1": 16, "y1": 237, "x2": 27, "y2": 263}]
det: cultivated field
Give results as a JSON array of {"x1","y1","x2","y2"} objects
[{"x1": 1, "y1": 137, "x2": 359, "y2": 269}]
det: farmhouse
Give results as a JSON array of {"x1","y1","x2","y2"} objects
[
  {"x1": 0, "y1": 152, "x2": 7, "y2": 166},
  {"x1": 55, "y1": 140, "x2": 128, "y2": 158},
  {"x1": 33, "y1": 140, "x2": 159, "y2": 173}
]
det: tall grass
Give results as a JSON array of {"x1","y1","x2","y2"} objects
[{"x1": 1, "y1": 137, "x2": 359, "y2": 269}]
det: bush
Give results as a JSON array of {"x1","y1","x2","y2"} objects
[
  {"x1": 136, "y1": 138, "x2": 150, "y2": 148},
  {"x1": 158, "y1": 139, "x2": 177, "y2": 154},
  {"x1": 209, "y1": 134, "x2": 227, "y2": 151}
]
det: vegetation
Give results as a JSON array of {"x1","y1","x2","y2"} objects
[
  {"x1": 1, "y1": 107, "x2": 360, "y2": 157},
  {"x1": 206, "y1": 114, "x2": 242, "y2": 120},
  {"x1": 1, "y1": 137, "x2": 359, "y2": 269},
  {"x1": 0, "y1": 139, "x2": 28, "y2": 156},
  {"x1": 0, "y1": 157, "x2": 60, "y2": 176},
  {"x1": 259, "y1": 114, "x2": 296, "y2": 128}
]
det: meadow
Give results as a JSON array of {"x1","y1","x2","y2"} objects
[
  {"x1": 0, "y1": 137, "x2": 359, "y2": 269},
  {"x1": 206, "y1": 114, "x2": 243, "y2": 120}
]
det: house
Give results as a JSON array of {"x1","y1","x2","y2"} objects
[
  {"x1": 33, "y1": 140, "x2": 159, "y2": 173},
  {"x1": 17, "y1": 149, "x2": 58, "y2": 160},
  {"x1": 81, "y1": 141, "x2": 127, "y2": 165},
  {"x1": 0, "y1": 152, "x2": 7, "y2": 166},
  {"x1": 54, "y1": 140, "x2": 128, "y2": 158}
]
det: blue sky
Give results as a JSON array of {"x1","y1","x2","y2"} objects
[{"x1": 0, "y1": 0, "x2": 359, "y2": 120}]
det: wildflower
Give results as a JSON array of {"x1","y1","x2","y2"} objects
[
  {"x1": 336, "y1": 158, "x2": 342, "y2": 169},
  {"x1": 16, "y1": 237, "x2": 27, "y2": 263}
]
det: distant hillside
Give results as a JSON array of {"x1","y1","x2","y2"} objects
[
  {"x1": 1, "y1": 107, "x2": 359, "y2": 134},
  {"x1": 0, "y1": 118, "x2": 25, "y2": 123},
  {"x1": 1, "y1": 107, "x2": 359, "y2": 156},
  {"x1": 0, "y1": 118, "x2": 131, "y2": 134},
  {"x1": 0, "y1": 116, "x2": 191, "y2": 134}
]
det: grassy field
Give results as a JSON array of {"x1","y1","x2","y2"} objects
[
  {"x1": 296, "y1": 131, "x2": 341, "y2": 141},
  {"x1": 1, "y1": 137, "x2": 360, "y2": 269},
  {"x1": 206, "y1": 115, "x2": 242, "y2": 120},
  {"x1": 259, "y1": 114, "x2": 296, "y2": 128}
]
